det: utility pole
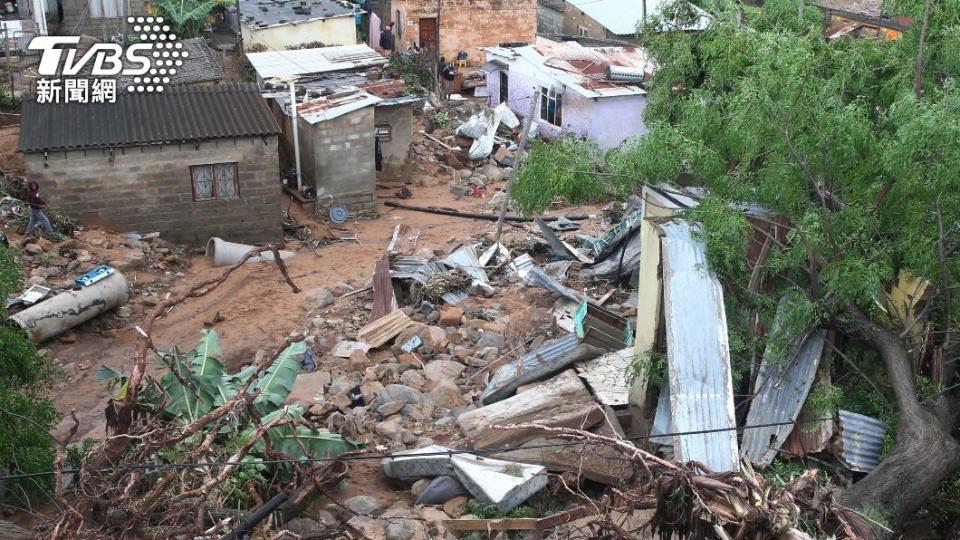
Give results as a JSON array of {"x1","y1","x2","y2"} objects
[
  {"x1": 494, "y1": 88, "x2": 539, "y2": 243},
  {"x1": 288, "y1": 80, "x2": 302, "y2": 192}
]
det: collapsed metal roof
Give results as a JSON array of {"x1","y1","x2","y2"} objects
[
  {"x1": 483, "y1": 41, "x2": 653, "y2": 99},
  {"x1": 740, "y1": 298, "x2": 828, "y2": 467},
  {"x1": 18, "y1": 82, "x2": 280, "y2": 153},
  {"x1": 659, "y1": 220, "x2": 739, "y2": 473},
  {"x1": 837, "y1": 409, "x2": 885, "y2": 472}
]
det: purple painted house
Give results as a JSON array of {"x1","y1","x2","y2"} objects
[{"x1": 481, "y1": 40, "x2": 653, "y2": 150}]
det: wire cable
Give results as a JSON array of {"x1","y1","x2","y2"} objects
[{"x1": 0, "y1": 416, "x2": 836, "y2": 482}]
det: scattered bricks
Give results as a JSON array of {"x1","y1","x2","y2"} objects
[{"x1": 348, "y1": 350, "x2": 371, "y2": 372}]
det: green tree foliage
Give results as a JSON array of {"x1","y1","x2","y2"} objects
[
  {"x1": 511, "y1": 136, "x2": 605, "y2": 215},
  {"x1": 150, "y1": 0, "x2": 228, "y2": 38},
  {"x1": 0, "y1": 246, "x2": 57, "y2": 502}
]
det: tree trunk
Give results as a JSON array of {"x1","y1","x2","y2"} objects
[{"x1": 837, "y1": 305, "x2": 960, "y2": 528}]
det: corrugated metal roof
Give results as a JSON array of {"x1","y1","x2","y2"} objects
[
  {"x1": 660, "y1": 220, "x2": 739, "y2": 473},
  {"x1": 293, "y1": 91, "x2": 381, "y2": 124},
  {"x1": 240, "y1": 0, "x2": 356, "y2": 29},
  {"x1": 483, "y1": 42, "x2": 652, "y2": 99},
  {"x1": 740, "y1": 298, "x2": 827, "y2": 467},
  {"x1": 482, "y1": 333, "x2": 581, "y2": 404},
  {"x1": 18, "y1": 82, "x2": 279, "y2": 153},
  {"x1": 837, "y1": 409, "x2": 885, "y2": 472},
  {"x1": 650, "y1": 375, "x2": 672, "y2": 445},
  {"x1": 565, "y1": 0, "x2": 710, "y2": 35},
  {"x1": 246, "y1": 44, "x2": 387, "y2": 80}
]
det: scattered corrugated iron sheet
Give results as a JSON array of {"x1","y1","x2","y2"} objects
[
  {"x1": 389, "y1": 257, "x2": 467, "y2": 305},
  {"x1": 357, "y1": 308, "x2": 414, "y2": 348},
  {"x1": 19, "y1": 82, "x2": 280, "y2": 153},
  {"x1": 523, "y1": 267, "x2": 582, "y2": 303},
  {"x1": 292, "y1": 91, "x2": 382, "y2": 124},
  {"x1": 387, "y1": 224, "x2": 420, "y2": 256},
  {"x1": 741, "y1": 298, "x2": 827, "y2": 467},
  {"x1": 369, "y1": 254, "x2": 396, "y2": 324},
  {"x1": 837, "y1": 409, "x2": 885, "y2": 473},
  {"x1": 650, "y1": 377, "x2": 673, "y2": 445},
  {"x1": 660, "y1": 220, "x2": 739, "y2": 473},
  {"x1": 575, "y1": 348, "x2": 633, "y2": 406},
  {"x1": 443, "y1": 245, "x2": 489, "y2": 286},
  {"x1": 508, "y1": 253, "x2": 535, "y2": 281},
  {"x1": 481, "y1": 333, "x2": 582, "y2": 405}
]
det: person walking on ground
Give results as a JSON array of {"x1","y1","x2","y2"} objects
[
  {"x1": 22, "y1": 181, "x2": 60, "y2": 243},
  {"x1": 437, "y1": 56, "x2": 447, "y2": 84},
  {"x1": 440, "y1": 62, "x2": 457, "y2": 101},
  {"x1": 379, "y1": 22, "x2": 395, "y2": 54}
]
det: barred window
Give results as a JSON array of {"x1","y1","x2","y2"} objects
[{"x1": 191, "y1": 163, "x2": 239, "y2": 201}]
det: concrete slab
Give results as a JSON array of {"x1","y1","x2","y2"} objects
[{"x1": 450, "y1": 454, "x2": 548, "y2": 514}]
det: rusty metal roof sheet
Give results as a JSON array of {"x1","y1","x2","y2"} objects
[
  {"x1": 660, "y1": 220, "x2": 739, "y2": 473},
  {"x1": 19, "y1": 82, "x2": 279, "y2": 153},
  {"x1": 741, "y1": 298, "x2": 827, "y2": 467},
  {"x1": 837, "y1": 409, "x2": 885, "y2": 472},
  {"x1": 483, "y1": 41, "x2": 652, "y2": 99},
  {"x1": 292, "y1": 90, "x2": 381, "y2": 124}
]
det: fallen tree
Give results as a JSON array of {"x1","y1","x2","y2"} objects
[{"x1": 618, "y1": 0, "x2": 960, "y2": 532}]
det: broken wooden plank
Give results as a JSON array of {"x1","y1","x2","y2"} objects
[
  {"x1": 458, "y1": 370, "x2": 604, "y2": 449},
  {"x1": 443, "y1": 506, "x2": 595, "y2": 531},
  {"x1": 357, "y1": 309, "x2": 414, "y2": 348},
  {"x1": 368, "y1": 253, "x2": 396, "y2": 324},
  {"x1": 386, "y1": 224, "x2": 421, "y2": 256},
  {"x1": 492, "y1": 436, "x2": 633, "y2": 485}
]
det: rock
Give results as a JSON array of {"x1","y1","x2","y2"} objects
[
  {"x1": 423, "y1": 360, "x2": 465, "y2": 383},
  {"x1": 113, "y1": 250, "x2": 146, "y2": 271},
  {"x1": 26, "y1": 275, "x2": 47, "y2": 286},
  {"x1": 425, "y1": 311, "x2": 440, "y2": 324},
  {"x1": 308, "y1": 402, "x2": 338, "y2": 417},
  {"x1": 419, "y1": 301, "x2": 436, "y2": 316},
  {"x1": 476, "y1": 332, "x2": 507, "y2": 352},
  {"x1": 75, "y1": 249, "x2": 92, "y2": 262},
  {"x1": 329, "y1": 372, "x2": 363, "y2": 395},
  {"x1": 379, "y1": 384, "x2": 422, "y2": 405},
  {"x1": 34, "y1": 238, "x2": 55, "y2": 251},
  {"x1": 117, "y1": 305, "x2": 133, "y2": 318},
  {"x1": 439, "y1": 306, "x2": 464, "y2": 326},
  {"x1": 378, "y1": 400, "x2": 406, "y2": 417},
  {"x1": 332, "y1": 281, "x2": 354, "y2": 295},
  {"x1": 375, "y1": 418, "x2": 405, "y2": 440},
  {"x1": 411, "y1": 478, "x2": 431, "y2": 499},
  {"x1": 386, "y1": 521, "x2": 418, "y2": 540},
  {"x1": 480, "y1": 164, "x2": 503, "y2": 181},
  {"x1": 478, "y1": 346, "x2": 500, "y2": 362},
  {"x1": 375, "y1": 363, "x2": 411, "y2": 383},
  {"x1": 303, "y1": 288, "x2": 336, "y2": 312},
  {"x1": 284, "y1": 518, "x2": 321, "y2": 535},
  {"x1": 426, "y1": 326, "x2": 448, "y2": 348},
  {"x1": 24, "y1": 243, "x2": 43, "y2": 255},
  {"x1": 288, "y1": 371, "x2": 331, "y2": 404},
  {"x1": 347, "y1": 350, "x2": 370, "y2": 372},
  {"x1": 399, "y1": 369, "x2": 427, "y2": 389},
  {"x1": 58, "y1": 331, "x2": 78, "y2": 345},
  {"x1": 344, "y1": 495, "x2": 385, "y2": 517},
  {"x1": 427, "y1": 381, "x2": 464, "y2": 409},
  {"x1": 458, "y1": 168, "x2": 472, "y2": 180},
  {"x1": 314, "y1": 509, "x2": 339, "y2": 526},
  {"x1": 449, "y1": 183, "x2": 469, "y2": 199},
  {"x1": 347, "y1": 515, "x2": 386, "y2": 540}
]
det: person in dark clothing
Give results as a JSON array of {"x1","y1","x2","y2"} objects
[
  {"x1": 379, "y1": 22, "x2": 395, "y2": 53},
  {"x1": 437, "y1": 56, "x2": 446, "y2": 83},
  {"x1": 440, "y1": 63, "x2": 456, "y2": 101},
  {"x1": 22, "y1": 181, "x2": 58, "y2": 242}
]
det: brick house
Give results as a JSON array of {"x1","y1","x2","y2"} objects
[
  {"x1": 368, "y1": 0, "x2": 536, "y2": 66},
  {"x1": 239, "y1": 0, "x2": 360, "y2": 50},
  {"x1": 549, "y1": 0, "x2": 710, "y2": 44},
  {"x1": 18, "y1": 82, "x2": 283, "y2": 245}
]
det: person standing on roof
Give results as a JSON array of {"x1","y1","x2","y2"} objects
[
  {"x1": 21, "y1": 181, "x2": 60, "y2": 244},
  {"x1": 379, "y1": 22, "x2": 395, "y2": 54}
]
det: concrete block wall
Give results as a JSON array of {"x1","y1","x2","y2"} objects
[
  {"x1": 300, "y1": 106, "x2": 377, "y2": 214},
  {"x1": 24, "y1": 136, "x2": 283, "y2": 245},
  {"x1": 374, "y1": 103, "x2": 413, "y2": 180}
]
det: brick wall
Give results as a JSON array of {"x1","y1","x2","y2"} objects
[
  {"x1": 23, "y1": 136, "x2": 282, "y2": 246},
  {"x1": 374, "y1": 103, "x2": 413, "y2": 180},
  {"x1": 537, "y1": 3, "x2": 564, "y2": 35},
  {"x1": 390, "y1": 0, "x2": 537, "y2": 63},
  {"x1": 297, "y1": 106, "x2": 377, "y2": 215}
]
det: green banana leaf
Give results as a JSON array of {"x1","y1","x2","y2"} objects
[
  {"x1": 190, "y1": 330, "x2": 224, "y2": 377},
  {"x1": 251, "y1": 341, "x2": 306, "y2": 415},
  {"x1": 160, "y1": 351, "x2": 216, "y2": 423}
]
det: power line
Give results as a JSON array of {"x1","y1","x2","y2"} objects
[{"x1": 0, "y1": 416, "x2": 835, "y2": 482}]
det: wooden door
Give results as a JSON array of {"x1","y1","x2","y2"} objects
[{"x1": 419, "y1": 17, "x2": 437, "y2": 54}]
